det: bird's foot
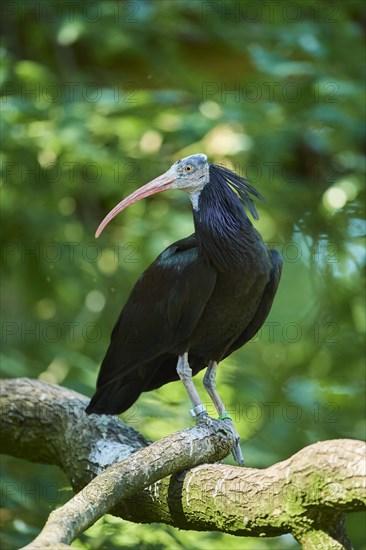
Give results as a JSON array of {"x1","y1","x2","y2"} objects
[
  {"x1": 190, "y1": 406, "x2": 244, "y2": 465},
  {"x1": 196, "y1": 411, "x2": 213, "y2": 424},
  {"x1": 219, "y1": 414, "x2": 245, "y2": 466},
  {"x1": 191, "y1": 403, "x2": 213, "y2": 425}
]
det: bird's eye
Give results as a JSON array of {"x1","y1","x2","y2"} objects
[{"x1": 184, "y1": 164, "x2": 193, "y2": 173}]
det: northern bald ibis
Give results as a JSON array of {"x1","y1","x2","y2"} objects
[{"x1": 86, "y1": 154, "x2": 282, "y2": 464}]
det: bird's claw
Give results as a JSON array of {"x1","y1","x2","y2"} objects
[
  {"x1": 232, "y1": 438, "x2": 245, "y2": 466},
  {"x1": 222, "y1": 418, "x2": 245, "y2": 466},
  {"x1": 196, "y1": 411, "x2": 211, "y2": 423},
  {"x1": 193, "y1": 411, "x2": 244, "y2": 465}
]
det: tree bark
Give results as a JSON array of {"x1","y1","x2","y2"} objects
[{"x1": 1, "y1": 378, "x2": 365, "y2": 549}]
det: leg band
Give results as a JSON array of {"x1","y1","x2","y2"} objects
[{"x1": 190, "y1": 404, "x2": 207, "y2": 417}]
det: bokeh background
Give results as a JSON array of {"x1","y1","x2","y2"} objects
[{"x1": 1, "y1": 1, "x2": 365, "y2": 548}]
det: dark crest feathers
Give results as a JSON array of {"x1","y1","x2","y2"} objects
[{"x1": 209, "y1": 163, "x2": 265, "y2": 220}]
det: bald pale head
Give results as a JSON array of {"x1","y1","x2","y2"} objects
[{"x1": 95, "y1": 154, "x2": 210, "y2": 237}]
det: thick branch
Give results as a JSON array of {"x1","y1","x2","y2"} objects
[
  {"x1": 1, "y1": 378, "x2": 365, "y2": 549},
  {"x1": 0, "y1": 377, "x2": 148, "y2": 488},
  {"x1": 23, "y1": 418, "x2": 234, "y2": 548},
  {"x1": 123, "y1": 440, "x2": 365, "y2": 534}
]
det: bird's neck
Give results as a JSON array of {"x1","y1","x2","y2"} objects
[{"x1": 192, "y1": 184, "x2": 267, "y2": 272}]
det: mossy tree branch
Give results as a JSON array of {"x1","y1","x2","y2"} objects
[{"x1": 1, "y1": 378, "x2": 364, "y2": 549}]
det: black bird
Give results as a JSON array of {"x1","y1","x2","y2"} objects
[{"x1": 86, "y1": 154, "x2": 282, "y2": 464}]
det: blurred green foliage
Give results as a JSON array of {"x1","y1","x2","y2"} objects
[{"x1": 1, "y1": 1, "x2": 365, "y2": 548}]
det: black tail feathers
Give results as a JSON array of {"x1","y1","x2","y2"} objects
[{"x1": 85, "y1": 378, "x2": 142, "y2": 415}]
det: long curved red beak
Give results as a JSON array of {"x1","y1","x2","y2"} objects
[{"x1": 95, "y1": 171, "x2": 174, "y2": 238}]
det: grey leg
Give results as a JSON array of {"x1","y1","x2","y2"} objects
[
  {"x1": 177, "y1": 353, "x2": 207, "y2": 418},
  {"x1": 203, "y1": 360, "x2": 244, "y2": 466},
  {"x1": 203, "y1": 361, "x2": 226, "y2": 416}
]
